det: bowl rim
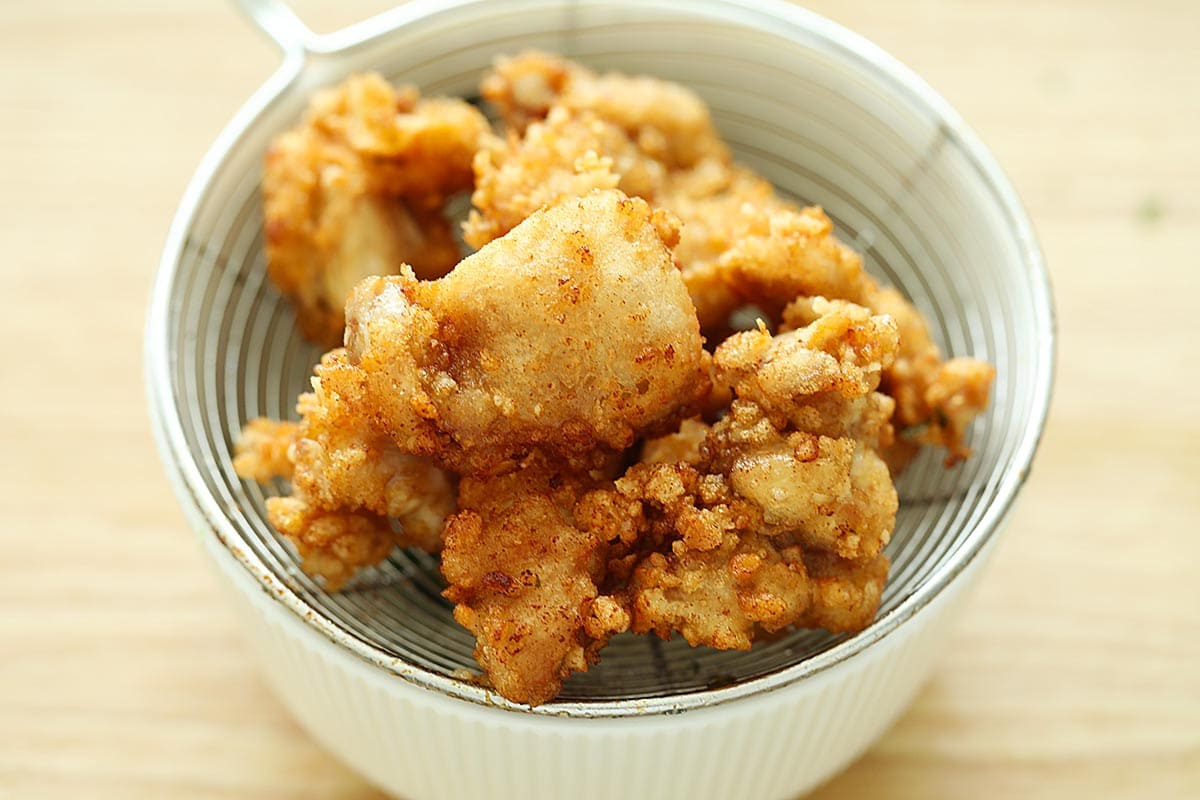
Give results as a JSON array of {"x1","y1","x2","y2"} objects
[{"x1": 145, "y1": 0, "x2": 1056, "y2": 718}]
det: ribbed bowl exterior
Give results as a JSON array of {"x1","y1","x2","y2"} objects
[
  {"x1": 146, "y1": 0, "x2": 1053, "y2": 797},
  {"x1": 202, "y1": 514, "x2": 995, "y2": 800}
]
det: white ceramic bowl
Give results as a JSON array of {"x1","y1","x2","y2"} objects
[{"x1": 146, "y1": 1, "x2": 1054, "y2": 798}]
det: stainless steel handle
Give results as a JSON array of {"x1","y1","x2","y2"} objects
[{"x1": 233, "y1": 0, "x2": 315, "y2": 56}]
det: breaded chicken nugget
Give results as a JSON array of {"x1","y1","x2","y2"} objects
[{"x1": 263, "y1": 74, "x2": 488, "y2": 345}]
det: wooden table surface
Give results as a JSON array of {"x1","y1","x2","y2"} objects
[{"x1": 3, "y1": 1, "x2": 1198, "y2": 797}]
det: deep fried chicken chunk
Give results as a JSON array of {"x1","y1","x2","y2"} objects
[
  {"x1": 464, "y1": 108, "x2": 660, "y2": 249},
  {"x1": 709, "y1": 299, "x2": 899, "y2": 560},
  {"x1": 338, "y1": 189, "x2": 707, "y2": 701},
  {"x1": 343, "y1": 189, "x2": 710, "y2": 476},
  {"x1": 482, "y1": 51, "x2": 729, "y2": 168},
  {"x1": 578, "y1": 297, "x2": 900, "y2": 651},
  {"x1": 630, "y1": 528, "x2": 811, "y2": 650},
  {"x1": 473, "y1": 54, "x2": 993, "y2": 465},
  {"x1": 714, "y1": 298, "x2": 898, "y2": 451},
  {"x1": 233, "y1": 418, "x2": 298, "y2": 483},
  {"x1": 801, "y1": 549, "x2": 891, "y2": 633},
  {"x1": 442, "y1": 460, "x2": 629, "y2": 706},
  {"x1": 237, "y1": 54, "x2": 1000, "y2": 705},
  {"x1": 708, "y1": 404, "x2": 897, "y2": 561},
  {"x1": 263, "y1": 73, "x2": 488, "y2": 345},
  {"x1": 578, "y1": 461, "x2": 807, "y2": 650},
  {"x1": 234, "y1": 350, "x2": 455, "y2": 588}
]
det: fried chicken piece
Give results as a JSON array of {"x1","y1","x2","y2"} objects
[
  {"x1": 714, "y1": 298, "x2": 898, "y2": 451},
  {"x1": 629, "y1": 528, "x2": 811, "y2": 650},
  {"x1": 482, "y1": 51, "x2": 728, "y2": 168},
  {"x1": 801, "y1": 549, "x2": 890, "y2": 633},
  {"x1": 233, "y1": 418, "x2": 298, "y2": 483},
  {"x1": 234, "y1": 350, "x2": 455, "y2": 588},
  {"x1": 284, "y1": 352, "x2": 454, "y2": 552},
  {"x1": 708, "y1": 405, "x2": 897, "y2": 561},
  {"x1": 463, "y1": 107, "x2": 662, "y2": 249},
  {"x1": 473, "y1": 55, "x2": 993, "y2": 465},
  {"x1": 577, "y1": 460, "x2": 806, "y2": 649},
  {"x1": 862, "y1": 287, "x2": 996, "y2": 465},
  {"x1": 709, "y1": 206, "x2": 995, "y2": 464},
  {"x1": 578, "y1": 297, "x2": 900, "y2": 650},
  {"x1": 717, "y1": 298, "x2": 897, "y2": 409},
  {"x1": 264, "y1": 73, "x2": 489, "y2": 345},
  {"x1": 441, "y1": 459, "x2": 629, "y2": 706},
  {"x1": 263, "y1": 501, "x2": 397, "y2": 591},
  {"x1": 583, "y1": 461, "x2": 867, "y2": 651},
  {"x1": 708, "y1": 299, "x2": 899, "y2": 559},
  {"x1": 343, "y1": 189, "x2": 710, "y2": 476},
  {"x1": 480, "y1": 51, "x2": 571, "y2": 132}
]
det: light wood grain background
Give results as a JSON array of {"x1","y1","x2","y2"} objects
[{"x1": 2, "y1": 1, "x2": 1197, "y2": 798}]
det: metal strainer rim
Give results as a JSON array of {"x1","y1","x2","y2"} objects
[{"x1": 145, "y1": 0, "x2": 1055, "y2": 718}]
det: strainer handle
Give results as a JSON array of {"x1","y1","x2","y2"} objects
[{"x1": 233, "y1": 0, "x2": 315, "y2": 56}]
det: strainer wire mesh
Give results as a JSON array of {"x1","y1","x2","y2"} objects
[{"x1": 147, "y1": 0, "x2": 1053, "y2": 716}]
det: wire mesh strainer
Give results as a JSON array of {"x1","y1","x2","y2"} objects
[{"x1": 146, "y1": 0, "x2": 1054, "y2": 721}]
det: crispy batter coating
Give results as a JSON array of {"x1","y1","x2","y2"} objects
[
  {"x1": 708, "y1": 405, "x2": 897, "y2": 561},
  {"x1": 442, "y1": 459, "x2": 628, "y2": 706},
  {"x1": 482, "y1": 51, "x2": 728, "y2": 168},
  {"x1": 577, "y1": 297, "x2": 900, "y2": 651},
  {"x1": 232, "y1": 418, "x2": 298, "y2": 483},
  {"x1": 234, "y1": 350, "x2": 455, "y2": 589},
  {"x1": 631, "y1": 540, "x2": 808, "y2": 649},
  {"x1": 473, "y1": 54, "x2": 993, "y2": 464},
  {"x1": 728, "y1": 218, "x2": 995, "y2": 464},
  {"x1": 464, "y1": 107, "x2": 661, "y2": 249},
  {"x1": 707, "y1": 299, "x2": 899, "y2": 560},
  {"x1": 480, "y1": 51, "x2": 571, "y2": 132},
  {"x1": 237, "y1": 54, "x2": 1000, "y2": 704},
  {"x1": 340, "y1": 189, "x2": 707, "y2": 701},
  {"x1": 578, "y1": 461, "x2": 807, "y2": 650},
  {"x1": 863, "y1": 287, "x2": 997, "y2": 465},
  {"x1": 263, "y1": 74, "x2": 488, "y2": 345},
  {"x1": 717, "y1": 299, "x2": 897, "y2": 409},
  {"x1": 344, "y1": 189, "x2": 710, "y2": 476},
  {"x1": 630, "y1": 529, "x2": 811, "y2": 649},
  {"x1": 801, "y1": 549, "x2": 891, "y2": 634},
  {"x1": 263, "y1": 501, "x2": 396, "y2": 591},
  {"x1": 714, "y1": 298, "x2": 898, "y2": 451}
]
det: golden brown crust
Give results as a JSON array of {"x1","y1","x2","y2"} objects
[
  {"x1": 232, "y1": 418, "x2": 298, "y2": 483},
  {"x1": 340, "y1": 189, "x2": 706, "y2": 701},
  {"x1": 233, "y1": 350, "x2": 456, "y2": 589},
  {"x1": 235, "y1": 54, "x2": 997, "y2": 704},
  {"x1": 263, "y1": 74, "x2": 489, "y2": 346},
  {"x1": 463, "y1": 108, "x2": 666, "y2": 249},
  {"x1": 345, "y1": 189, "x2": 711, "y2": 475},
  {"x1": 481, "y1": 51, "x2": 728, "y2": 168},
  {"x1": 472, "y1": 54, "x2": 993, "y2": 465},
  {"x1": 441, "y1": 460, "x2": 627, "y2": 706},
  {"x1": 265, "y1": 499, "x2": 396, "y2": 591},
  {"x1": 575, "y1": 298, "x2": 902, "y2": 653},
  {"x1": 801, "y1": 550, "x2": 891, "y2": 633},
  {"x1": 628, "y1": 527, "x2": 810, "y2": 651}
]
